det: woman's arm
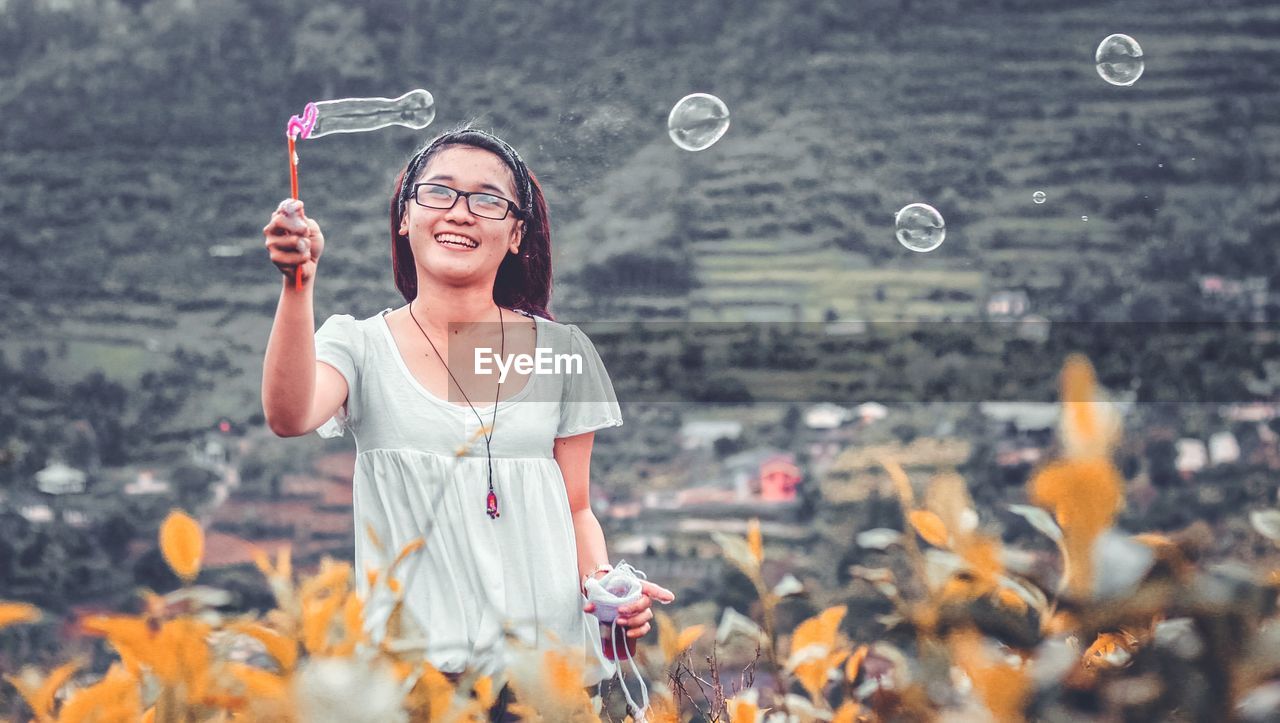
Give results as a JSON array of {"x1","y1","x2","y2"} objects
[
  {"x1": 261, "y1": 201, "x2": 348, "y2": 437},
  {"x1": 555, "y1": 432, "x2": 610, "y2": 580},
  {"x1": 555, "y1": 432, "x2": 674, "y2": 638}
]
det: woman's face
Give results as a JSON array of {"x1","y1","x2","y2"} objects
[{"x1": 400, "y1": 145, "x2": 525, "y2": 286}]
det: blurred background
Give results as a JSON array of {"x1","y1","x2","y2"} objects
[{"x1": 1, "y1": 0, "x2": 1278, "y2": 678}]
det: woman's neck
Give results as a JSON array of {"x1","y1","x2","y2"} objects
[{"x1": 410, "y1": 278, "x2": 502, "y2": 330}]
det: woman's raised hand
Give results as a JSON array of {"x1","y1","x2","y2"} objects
[{"x1": 263, "y1": 198, "x2": 325, "y2": 286}]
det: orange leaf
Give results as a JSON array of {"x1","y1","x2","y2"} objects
[
  {"x1": 955, "y1": 534, "x2": 1003, "y2": 589},
  {"x1": 793, "y1": 659, "x2": 829, "y2": 702},
  {"x1": 1059, "y1": 354, "x2": 1119, "y2": 458},
  {"x1": 657, "y1": 610, "x2": 678, "y2": 663},
  {"x1": 0, "y1": 601, "x2": 40, "y2": 630},
  {"x1": 389, "y1": 538, "x2": 425, "y2": 577},
  {"x1": 747, "y1": 518, "x2": 763, "y2": 565},
  {"x1": 845, "y1": 644, "x2": 868, "y2": 683},
  {"x1": 57, "y1": 663, "x2": 141, "y2": 723},
  {"x1": 676, "y1": 625, "x2": 706, "y2": 655},
  {"x1": 330, "y1": 592, "x2": 367, "y2": 657},
  {"x1": 159, "y1": 510, "x2": 204, "y2": 583},
  {"x1": 230, "y1": 622, "x2": 298, "y2": 673},
  {"x1": 299, "y1": 560, "x2": 351, "y2": 602},
  {"x1": 1028, "y1": 458, "x2": 1123, "y2": 597},
  {"x1": 224, "y1": 662, "x2": 289, "y2": 702},
  {"x1": 645, "y1": 693, "x2": 682, "y2": 723},
  {"x1": 949, "y1": 629, "x2": 1030, "y2": 722},
  {"x1": 1084, "y1": 631, "x2": 1137, "y2": 670},
  {"x1": 880, "y1": 457, "x2": 915, "y2": 507},
  {"x1": 80, "y1": 615, "x2": 154, "y2": 675},
  {"x1": 301, "y1": 593, "x2": 344, "y2": 654},
  {"x1": 790, "y1": 606, "x2": 847, "y2": 660},
  {"x1": 151, "y1": 619, "x2": 212, "y2": 696},
  {"x1": 996, "y1": 587, "x2": 1029, "y2": 614},
  {"x1": 908, "y1": 509, "x2": 951, "y2": 548},
  {"x1": 728, "y1": 692, "x2": 761, "y2": 723},
  {"x1": 473, "y1": 675, "x2": 496, "y2": 709},
  {"x1": 7, "y1": 660, "x2": 79, "y2": 719},
  {"x1": 832, "y1": 701, "x2": 863, "y2": 723}
]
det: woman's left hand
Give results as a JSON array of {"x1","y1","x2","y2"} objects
[{"x1": 584, "y1": 581, "x2": 676, "y2": 638}]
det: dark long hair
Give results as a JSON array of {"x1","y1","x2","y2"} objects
[{"x1": 390, "y1": 127, "x2": 554, "y2": 320}]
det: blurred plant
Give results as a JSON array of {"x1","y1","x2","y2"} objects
[{"x1": 2, "y1": 355, "x2": 1280, "y2": 721}]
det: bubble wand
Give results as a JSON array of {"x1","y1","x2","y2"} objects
[{"x1": 284, "y1": 89, "x2": 437, "y2": 290}]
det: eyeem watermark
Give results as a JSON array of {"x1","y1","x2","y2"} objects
[{"x1": 475, "y1": 347, "x2": 583, "y2": 382}]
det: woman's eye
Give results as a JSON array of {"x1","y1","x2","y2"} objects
[
  {"x1": 473, "y1": 195, "x2": 505, "y2": 210},
  {"x1": 425, "y1": 187, "x2": 454, "y2": 199}
]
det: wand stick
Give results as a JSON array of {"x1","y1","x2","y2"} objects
[{"x1": 288, "y1": 134, "x2": 303, "y2": 291}]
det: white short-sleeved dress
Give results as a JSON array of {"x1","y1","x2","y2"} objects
[{"x1": 312, "y1": 307, "x2": 623, "y2": 685}]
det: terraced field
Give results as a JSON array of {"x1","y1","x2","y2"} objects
[{"x1": 555, "y1": 0, "x2": 1280, "y2": 325}]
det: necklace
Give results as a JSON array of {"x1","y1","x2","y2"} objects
[{"x1": 408, "y1": 302, "x2": 505, "y2": 519}]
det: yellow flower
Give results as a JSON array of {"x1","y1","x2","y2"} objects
[{"x1": 159, "y1": 510, "x2": 204, "y2": 584}]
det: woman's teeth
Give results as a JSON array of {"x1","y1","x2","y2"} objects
[{"x1": 436, "y1": 233, "x2": 478, "y2": 249}]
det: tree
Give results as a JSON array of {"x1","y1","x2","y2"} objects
[{"x1": 291, "y1": 4, "x2": 381, "y2": 99}]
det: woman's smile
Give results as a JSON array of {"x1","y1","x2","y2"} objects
[{"x1": 435, "y1": 231, "x2": 480, "y2": 250}]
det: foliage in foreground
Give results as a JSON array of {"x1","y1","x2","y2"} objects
[{"x1": 3, "y1": 355, "x2": 1280, "y2": 721}]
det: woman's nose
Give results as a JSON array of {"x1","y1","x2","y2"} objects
[{"x1": 444, "y1": 195, "x2": 477, "y2": 222}]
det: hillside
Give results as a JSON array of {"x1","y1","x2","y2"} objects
[{"x1": 0, "y1": 0, "x2": 1277, "y2": 427}]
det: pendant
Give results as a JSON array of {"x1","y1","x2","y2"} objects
[{"x1": 487, "y1": 490, "x2": 500, "y2": 519}]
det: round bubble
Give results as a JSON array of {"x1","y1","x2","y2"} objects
[
  {"x1": 1033, "y1": 191, "x2": 1047, "y2": 204},
  {"x1": 667, "y1": 93, "x2": 730, "y2": 151},
  {"x1": 1082, "y1": 215, "x2": 1089, "y2": 222},
  {"x1": 895, "y1": 203, "x2": 946, "y2": 252},
  {"x1": 1095, "y1": 34, "x2": 1144, "y2": 86}
]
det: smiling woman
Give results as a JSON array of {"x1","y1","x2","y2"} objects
[{"x1": 259, "y1": 126, "x2": 673, "y2": 719}]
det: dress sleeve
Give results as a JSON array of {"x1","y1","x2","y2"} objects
[
  {"x1": 313, "y1": 314, "x2": 362, "y2": 439},
  {"x1": 557, "y1": 323, "x2": 624, "y2": 438}
]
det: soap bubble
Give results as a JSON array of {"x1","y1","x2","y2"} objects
[
  {"x1": 1033, "y1": 191, "x2": 1047, "y2": 204},
  {"x1": 1096, "y1": 34, "x2": 1144, "y2": 86},
  {"x1": 1082, "y1": 216, "x2": 1089, "y2": 222},
  {"x1": 895, "y1": 203, "x2": 946, "y2": 253},
  {"x1": 668, "y1": 93, "x2": 730, "y2": 151}
]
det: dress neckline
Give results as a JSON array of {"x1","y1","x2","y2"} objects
[{"x1": 376, "y1": 307, "x2": 542, "y2": 412}]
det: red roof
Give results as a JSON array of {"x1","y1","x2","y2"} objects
[
  {"x1": 320, "y1": 481, "x2": 353, "y2": 508},
  {"x1": 304, "y1": 512, "x2": 352, "y2": 536},
  {"x1": 213, "y1": 499, "x2": 317, "y2": 527},
  {"x1": 204, "y1": 532, "x2": 292, "y2": 569},
  {"x1": 313, "y1": 452, "x2": 356, "y2": 481}
]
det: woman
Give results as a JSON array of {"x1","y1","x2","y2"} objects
[{"x1": 260, "y1": 127, "x2": 674, "y2": 712}]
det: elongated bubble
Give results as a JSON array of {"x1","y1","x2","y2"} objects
[
  {"x1": 668, "y1": 93, "x2": 730, "y2": 151},
  {"x1": 895, "y1": 203, "x2": 946, "y2": 253},
  {"x1": 295, "y1": 89, "x2": 436, "y2": 140},
  {"x1": 1095, "y1": 34, "x2": 1144, "y2": 86}
]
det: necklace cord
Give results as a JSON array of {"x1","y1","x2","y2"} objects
[{"x1": 408, "y1": 302, "x2": 505, "y2": 514}]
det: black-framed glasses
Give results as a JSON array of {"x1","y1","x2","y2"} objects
[{"x1": 411, "y1": 182, "x2": 524, "y2": 221}]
